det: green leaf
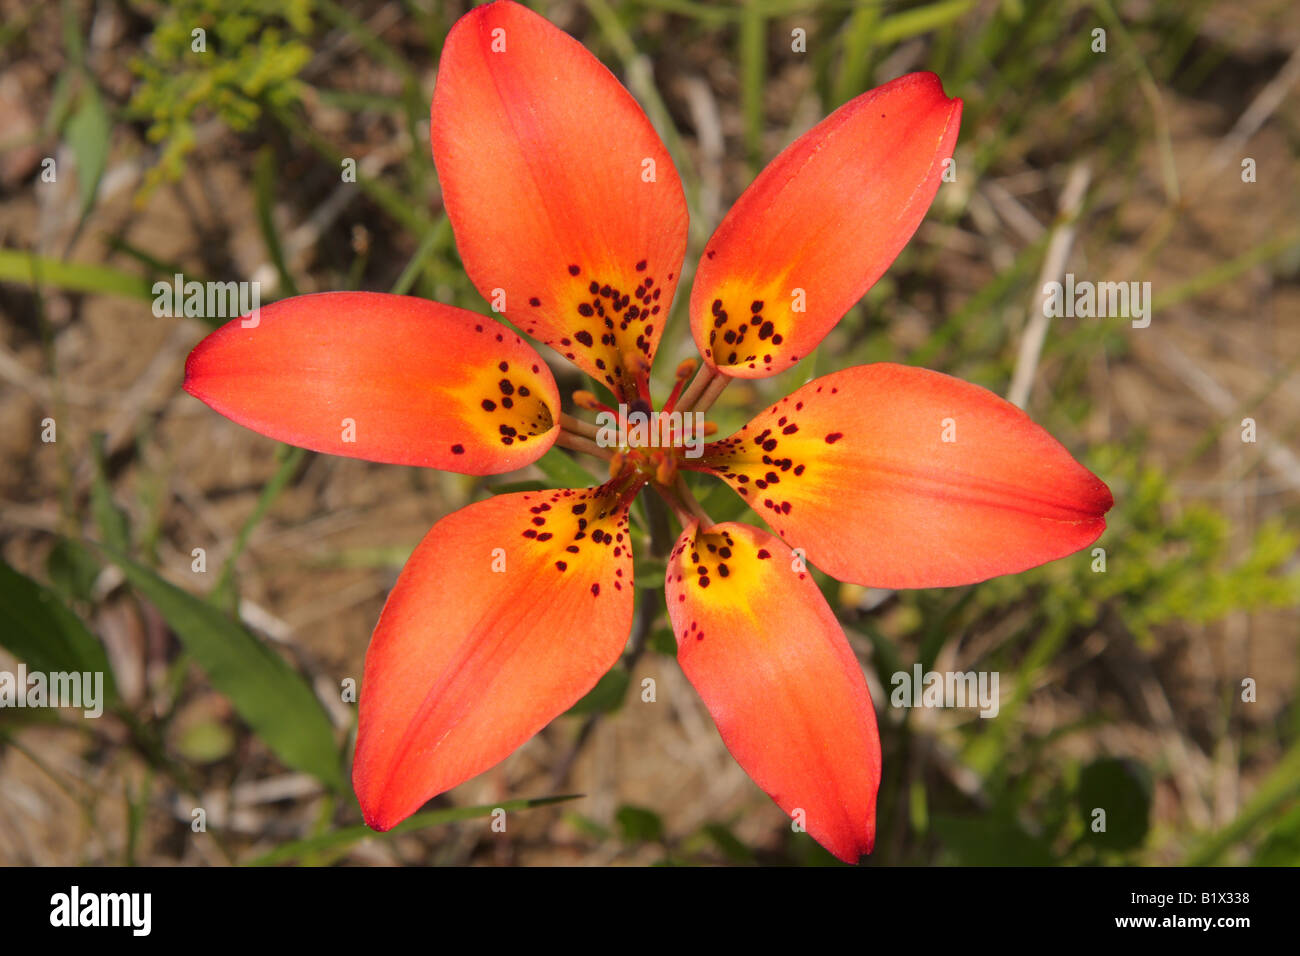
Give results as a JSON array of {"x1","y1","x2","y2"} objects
[
  {"x1": 253, "y1": 147, "x2": 298, "y2": 297},
  {"x1": 566, "y1": 667, "x2": 630, "y2": 715},
  {"x1": 102, "y1": 548, "x2": 344, "y2": 791},
  {"x1": 175, "y1": 719, "x2": 236, "y2": 764},
  {"x1": 1075, "y1": 757, "x2": 1152, "y2": 851},
  {"x1": 0, "y1": 249, "x2": 154, "y2": 300},
  {"x1": 932, "y1": 813, "x2": 1055, "y2": 865},
  {"x1": 46, "y1": 537, "x2": 102, "y2": 604},
  {"x1": 647, "y1": 626, "x2": 677, "y2": 657},
  {"x1": 534, "y1": 448, "x2": 600, "y2": 488},
  {"x1": 562, "y1": 811, "x2": 611, "y2": 842},
  {"x1": 701, "y1": 822, "x2": 755, "y2": 864},
  {"x1": 65, "y1": 82, "x2": 110, "y2": 223},
  {"x1": 0, "y1": 559, "x2": 118, "y2": 703},
  {"x1": 43, "y1": 69, "x2": 76, "y2": 136},
  {"x1": 1186, "y1": 739, "x2": 1300, "y2": 864},
  {"x1": 615, "y1": 804, "x2": 665, "y2": 844},
  {"x1": 242, "y1": 794, "x2": 581, "y2": 866},
  {"x1": 1251, "y1": 802, "x2": 1300, "y2": 865},
  {"x1": 876, "y1": 0, "x2": 976, "y2": 45},
  {"x1": 90, "y1": 432, "x2": 130, "y2": 555}
]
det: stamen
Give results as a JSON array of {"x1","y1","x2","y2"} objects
[
  {"x1": 669, "y1": 474, "x2": 714, "y2": 528},
  {"x1": 662, "y1": 357, "x2": 699, "y2": 414},
  {"x1": 692, "y1": 371, "x2": 731, "y2": 417},
  {"x1": 559, "y1": 411, "x2": 600, "y2": 439},
  {"x1": 675, "y1": 362, "x2": 720, "y2": 414},
  {"x1": 556, "y1": 430, "x2": 612, "y2": 460},
  {"x1": 572, "y1": 390, "x2": 615, "y2": 417}
]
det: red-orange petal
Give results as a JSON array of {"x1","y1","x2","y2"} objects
[
  {"x1": 184, "y1": 292, "x2": 560, "y2": 475},
  {"x1": 693, "y1": 363, "x2": 1113, "y2": 588},
  {"x1": 690, "y1": 73, "x2": 961, "y2": 378},
  {"x1": 431, "y1": 0, "x2": 688, "y2": 403},
  {"x1": 667, "y1": 521, "x2": 880, "y2": 863},
  {"x1": 354, "y1": 481, "x2": 640, "y2": 829}
]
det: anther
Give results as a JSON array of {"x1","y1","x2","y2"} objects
[
  {"x1": 573, "y1": 390, "x2": 615, "y2": 416},
  {"x1": 663, "y1": 358, "x2": 699, "y2": 413}
]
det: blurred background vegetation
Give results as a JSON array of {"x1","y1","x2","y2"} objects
[{"x1": 1, "y1": 0, "x2": 1297, "y2": 865}]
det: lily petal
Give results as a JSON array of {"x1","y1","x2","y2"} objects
[
  {"x1": 693, "y1": 363, "x2": 1113, "y2": 588},
  {"x1": 431, "y1": 0, "x2": 689, "y2": 403},
  {"x1": 354, "y1": 481, "x2": 639, "y2": 829},
  {"x1": 184, "y1": 292, "x2": 560, "y2": 475},
  {"x1": 667, "y1": 521, "x2": 880, "y2": 863},
  {"x1": 690, "y1": 73, "x2": 960, "y2": 378}
]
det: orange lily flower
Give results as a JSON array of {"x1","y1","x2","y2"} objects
[{"x1": 183, "y1": 0, "x2": 1112, "y2": 863}]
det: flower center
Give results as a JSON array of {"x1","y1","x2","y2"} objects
[{"x1": 464, "y1": 357, "x2": 556, "y2": 448}]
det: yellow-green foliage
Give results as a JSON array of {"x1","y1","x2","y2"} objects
[{"x1": 128, "y1": 0, "x2": 314, "y2": 194}]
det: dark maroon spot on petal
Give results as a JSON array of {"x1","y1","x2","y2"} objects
[
  {"x1": 451, "y1": 444, "x2": 465, "y2": 454},
  {"x1": 591, "y1": 583, "x2": 600, "y2": 596},
  {"x1": 568, "y1": 264, "x2": 581, "y2": 275},
  {"x1": 556, "y1": 560, "x2": 568, "y2": 571},
  {"x1": 756, "y1": 549, "x2": 772, "y2": 559},
  {"x1": 825, "y1": 432, "x2": 844, "y2": 444},
  {"x1": 529, "y1": 297, "x2": 541, "y2": 307}
]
